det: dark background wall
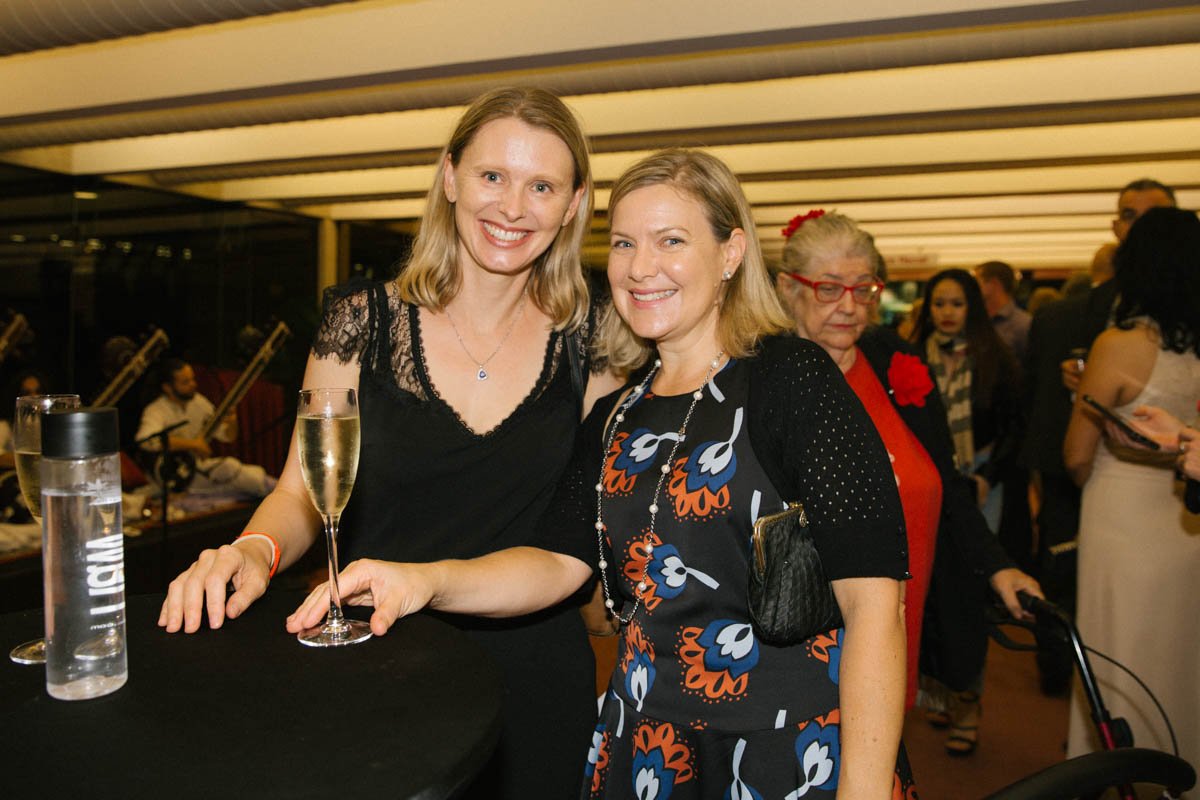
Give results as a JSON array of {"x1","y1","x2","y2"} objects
[{"x1": 0, "y1": 162, "x2": 410, "y2": 462}]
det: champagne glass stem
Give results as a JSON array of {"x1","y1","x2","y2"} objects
[
  {"x1": 298, "y1": 508, "x2": 369, "y2": 646},
  {"x1": 323, "y1": 513, "x2": 348, "y2": 629},
  {"x1": 8, "y1": 518, "x2": 45, "y2": 664}
]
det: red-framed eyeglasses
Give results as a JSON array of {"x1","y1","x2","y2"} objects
[{"x1": 787, "y1": 273, "x2": 884, "y2": 305}]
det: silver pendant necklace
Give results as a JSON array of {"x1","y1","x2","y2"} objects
[
  {"x1": 444, "y1": 295, "x2": 526, "y2": 381},
  {"x1": 594, "y1": 350, "x2": 725, "y2": 625}
]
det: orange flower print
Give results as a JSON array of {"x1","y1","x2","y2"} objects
[
  {"x1": 622, "y1": 531, "x2": 664, "y2": 611},
  {"x1": 678, "y1": 621, "x2": 759, "y2": 702},
  {"x1": 586, "y1": 724, "x2": 610, "y2": 797},
  {"x1": 631, "y1": 722, "x2": 695, "y2": 796}
]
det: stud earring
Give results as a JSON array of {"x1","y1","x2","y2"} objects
[{"x1": 722, "y1": 271, "x2": 732, "y2": 280}]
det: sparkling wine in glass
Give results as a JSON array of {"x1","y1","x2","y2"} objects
[
  {"x1": 295, "y1": 388, "x2": 371, "y2": 647},
  {"x1": 9, "y1": 393, "x2": 82, "y2": 665}
]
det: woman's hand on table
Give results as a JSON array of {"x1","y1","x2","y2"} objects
[
  {"x1": 158, "y1": 542, "x2": 272, "y2": 633},
  {"x1": 990, "y1": 567, "x2": 1043, "y2": 621},
  {"x1": 286, "y1": 559, "x2": 437, "y2": 637}
]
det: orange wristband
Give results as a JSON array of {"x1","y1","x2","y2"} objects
[{"x1": 235, "y1": 531, "x2": 281, "y2": 579}]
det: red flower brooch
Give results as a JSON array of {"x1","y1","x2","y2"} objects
[
  {"x1": 781, "y1": 209, "x2": 826, "y2": 239},
  {"x1": 887, "y1": 352, "x2": 934, "y2": 407}
]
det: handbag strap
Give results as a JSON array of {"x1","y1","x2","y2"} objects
[
  {"x1": 565, "y1": 296, "x2": 599, "y2": 418},
  {"x1": 745, "y1": 355, "x2": 794, "y2": 506},
  {"x1": 601, "y1": 385, "x2": 635, "y2": 438}
]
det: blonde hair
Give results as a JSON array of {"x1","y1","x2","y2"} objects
[
  {"x1": 594, "y1": 149, "x2": 793, "y2": 372},
  {"x1": 780, "y1": 211, "x2": 885, "y2": 279},
  {"x1": 395, "y1": 87, "x2": 594, "y2": 331}
]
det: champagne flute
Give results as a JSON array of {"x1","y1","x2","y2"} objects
[
  {"x1": 9, "y1": 393, "x2": 82, "y2": 665},
  {"x1": 295, "y1": 388, "x2": 371, "y2": 647}
]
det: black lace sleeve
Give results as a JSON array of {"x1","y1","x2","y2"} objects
[
  {"x1": 311, "y1": 283, "x2": 373, "y2": 365},
  {"x1": 530, "y1": 385, "x2": 627, "y2": 568},
  {"x1": 748, "y1": 336, "x2": 909, "y2": 581}
]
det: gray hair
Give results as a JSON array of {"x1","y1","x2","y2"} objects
[{"x1": 780, "y1": 211, "x2": 885, "y2": 279}]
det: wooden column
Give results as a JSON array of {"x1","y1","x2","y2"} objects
[{"x1": 317, "y1": 217, "x2": 338, "y2": 295}]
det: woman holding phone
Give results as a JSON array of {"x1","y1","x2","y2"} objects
[
  {"x1": 1063, "y1": 206, "x2": 1200, "y2": 778},
  {"x1": 1102, "y1": 403, "x2": 1200, "y2": 484}
]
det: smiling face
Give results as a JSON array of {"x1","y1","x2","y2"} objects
[
  {"x1": 443, "y1": 117, "x2": 583, "y2": 279},
  {"x1": 607, "y1": 183, "x2": 744, "y2": 354},
  {"x1": 929, "y1": 278, "x2": 968, "y2": 337},
  {"x1": 780, "y1": 255, "x2": 877, "y2": 366}
]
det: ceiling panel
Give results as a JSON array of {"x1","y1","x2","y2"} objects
[{"x1": 1, "y1": 0, "x2": 1199, "y2": 274}]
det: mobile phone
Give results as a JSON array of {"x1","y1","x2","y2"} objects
[{"x1": 1081, "y1": 395, "x2": 1161, "y2": 451}]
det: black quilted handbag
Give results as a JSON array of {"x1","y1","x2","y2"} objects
[{"x1": 748, "y1": 502, "x2": 843, "y2": 645}]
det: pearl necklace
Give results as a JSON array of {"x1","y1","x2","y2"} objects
[{"x1": 594, "y1": 351, "x2": 725, "y2": 625}]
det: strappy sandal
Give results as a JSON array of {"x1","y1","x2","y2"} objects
[
  {"x1": 944, "y1": 691, "x2": 981, "y2": 756},
  {"x1": 945, "y1": 723, "x2": 979, "y2": 755},
  {"x1": 924, "y1": 709, "x2": 951, "y2": 728}
]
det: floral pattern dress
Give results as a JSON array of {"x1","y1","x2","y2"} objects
[{"x1": 546, "y1": 339, "x2": 918, "y2": 799}]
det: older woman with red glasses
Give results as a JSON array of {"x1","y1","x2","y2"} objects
[{"x1": 776, "y1": 210, "x2": 1040, "y2": 755}]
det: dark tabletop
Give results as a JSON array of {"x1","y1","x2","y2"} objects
[{"x1": 0, "y1": 590, "x2": 502, "y2": 799}]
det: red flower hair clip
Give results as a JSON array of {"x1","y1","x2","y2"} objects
[{"x1": 781, "y1": 209, "x2": 826, "y2": 240}]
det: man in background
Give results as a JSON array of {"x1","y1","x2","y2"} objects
[
  {"x1": 136, "y1": 358, "x2": 274, "y2": 497},
  {"x1": 1020, "y1": 178, "x2": 1175, "y2": 693},
  {"x1": 975, "y1": 260, "x2": 1031, "y2": 362},
  {"x1": 1060, "y1": 178, "x2": 1176, "y2": 393},
  {"x1": 973, "y1": 260, "x2": 1035, "y2": 578}
]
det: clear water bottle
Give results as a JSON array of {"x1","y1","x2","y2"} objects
[{"x1": 41, "y1": 408, "x2": 128, "y2": 701}]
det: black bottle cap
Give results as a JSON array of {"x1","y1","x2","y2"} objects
[{"x1": 41, "y1": 408, "x2": 119, "y2": 458}]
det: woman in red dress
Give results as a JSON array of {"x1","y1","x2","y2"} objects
[{"x1": 776, "y1": 210, "x2": 1041, "y2": 753}]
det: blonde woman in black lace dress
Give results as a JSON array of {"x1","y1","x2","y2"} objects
[{"x1": 158, "y1": 87, "x2": 621, "y2": 798}]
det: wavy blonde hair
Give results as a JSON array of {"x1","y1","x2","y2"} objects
[
  {"x1": 395, "y1": 87, "x2": 594, "y2": 331},
  {"x1": 595, "y1": 148, "x2": 793, "y2": 372}
]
